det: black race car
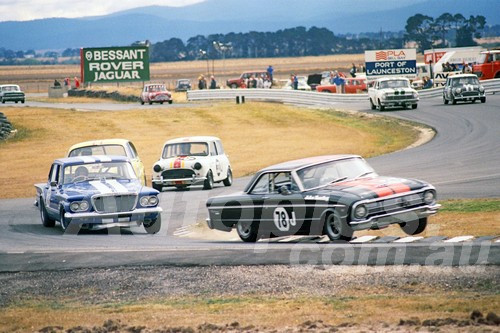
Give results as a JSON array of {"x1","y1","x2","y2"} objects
[{"x1": 206, "y1": 155, "x2": 440, "y2": 242}]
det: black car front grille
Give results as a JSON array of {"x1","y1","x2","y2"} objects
[
  {"x1": 93, "y1": 194, "x2": 137, "y2": 213},
  {"x1": 366, "y1": 193, "x2": 425, "y2": 216},
  {"x1": 161, "y1": 169, "x2": 195, "y2": 179}
]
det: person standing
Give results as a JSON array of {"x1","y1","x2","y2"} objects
[
  {"x1": 209, "y1": 75, "x2": 217, "y2": 89},
  {"x1": 349, "y1": 63, "x2": 357, "y2": 78},
  {"x1": 333, "y1": 72, "x2": 344, "y2": 94},
  {"x1": 267, "y1": 65, "x2": 274, "y2": 84},
  {"x1": 198, "y1": 75, "x2": 206, "y2": 90},
  {"x1": 74, "y1": 76, "x2": 80, "y2": 89}
]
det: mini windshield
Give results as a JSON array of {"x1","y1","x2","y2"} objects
[
  {"x1": 63, "y1": 161, "x2": 137, "y2": 184},
  {"x1": 452, "y1": 77, "x2": 479, "y2": 86},
  {"x1": 380, "y1": 80, "x2": 409, "y2": 89},
  {"x1": 162, "y1": 142, "x2": 209, "y2": 158},
  {"x1": 1, "y1": 85, "x2": 20, "y2": 92},
  {"x1": 296, "y1": 158, "x2": 377, "y2": 190}
]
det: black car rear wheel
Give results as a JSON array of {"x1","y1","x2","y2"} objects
[
  {"x1": 323, "y1": 212, "x2": 353, "y2": 241},
  {"x1": 236, "y1": 221, "x2": 259, "y2": 242},
  {"x1": 400, "y1": 217, "x2": 427, "y2": 235}
]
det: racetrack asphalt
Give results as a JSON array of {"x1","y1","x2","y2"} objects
[{"x1": 0, "y1": 94, "x2": 498, "y2": 270}]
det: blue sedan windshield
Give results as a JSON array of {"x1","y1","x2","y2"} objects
[{"x1": 63, "y1": 162, "x2": 137, "y2": 184}]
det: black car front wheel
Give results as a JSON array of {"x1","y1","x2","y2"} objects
[
  {"x1": 144, "y1": 215, "x2": 162, "y2": 234},
  {"x1": 400, "y1": 217, "x2": 427, "y2": 235},
  {"x1": 236, "y1": 220, "x2": 259, "y2": 242},
  {"x1": 323, "y1": 212, "x2": 353, "y2": 241}
]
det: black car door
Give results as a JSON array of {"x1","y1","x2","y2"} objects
[{"x1": 260, "y1": 172, "x2": 307, "y2": 236}]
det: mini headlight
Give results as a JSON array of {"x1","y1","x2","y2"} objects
[
  {"x1": 153, "y1": 164, "x2": 162, "y2": 173},
  {"x1": 354, "y1": 204, "x2": 368, "y2": 219},
  {"x1": 423, "y1": 190, "x2": 435, "y2": 204},
  {"x1": 70, "y1": 202, "x2": 80, "y2": 212},
  {"x1": 193, "y1": 162, "x2": 202, "y2": 170},
  {"x1": 382, "y1": 93, "x2": 388, "y2": 99},
  {"x1": 79, "y1": 201, "x2": 89, "y2": 211},
  {"x1": 413, "y1": 92, "x2": 418, "y2": 98},
  {"x1": 455, "y1": 88, "x2": 462, "y2": 94},
  {"x1": 140, "y1": 196, "x2": 150, "y2": 207},
  {"x1": 148, "y1": 196, "x2": 159, "y2": 206},
  {"x1": 479, "y1": 86, "x2": 485, "y2": 93}
]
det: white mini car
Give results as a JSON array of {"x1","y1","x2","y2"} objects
[
  {"x1": 368, "y1": 77, "x2": 419, "y2": 111},
  {"x1": 152, "y1": 136, "x2": 232, "y2": 191}
]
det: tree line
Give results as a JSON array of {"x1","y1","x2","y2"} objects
[{"x1": 0, "y1": 12, "x2": 494, "y2": 66}]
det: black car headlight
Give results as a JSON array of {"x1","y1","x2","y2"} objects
[
  {"x1": 353, "y1": 204, "x2": 368, "y2": 219},
  {"x1": 423, "y1": 190, "x2": 436, "y2": 204},
  {"x1": 70, "y1": 201, "x2": 89, "y2": 212},
  {"x1": 140, "y1": 195, "x2": 159, "y2": 207}
]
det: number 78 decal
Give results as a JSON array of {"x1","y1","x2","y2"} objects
[{"x1": 273, "y1": 207, "x2": 297, "y2": 231}]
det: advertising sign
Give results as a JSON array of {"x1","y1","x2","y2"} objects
[
  {"x1": 80, "y1": 46, "x2": 150, "y2": 83},
  {"x1": 365, "y1": 49, "x2": 417, "y2": 78}
]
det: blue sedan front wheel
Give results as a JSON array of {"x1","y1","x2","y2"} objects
[{"x1": 144, "y1": 214, "x2": 161, "y2": 234}]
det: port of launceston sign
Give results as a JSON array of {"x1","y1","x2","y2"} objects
[{"x1": 80, "y1": 46, "x2": 150, "y2": 83}]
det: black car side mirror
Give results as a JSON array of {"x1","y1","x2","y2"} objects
[
  {"x1": 279, "y1": 185, "x2": 291, "y2": 195},
  {"x1": 50, "y1": 181, "x2": 57, "y2": 187}
]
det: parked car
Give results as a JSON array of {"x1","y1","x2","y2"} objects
[
  {"x1": 35, "y1": 156, "x2": 162, "y2": 233},
  {"x1": 368, "y1": 77, "x2": 419, "y2": 111},
  {"x1": 442, "y1": 74, "x2": 486, "y2": 104},
  {"x1": 317, "y1": 78, "x2": 367, "y2": 93},
  {"x1": 140, "y1": 83, "x2": 172, "y2": 105},
  {"x1": 175, "y1": 79, "x2": 192, "y2": 92},
  {"x1": 227, "y1": 71, "x2": 269, "y2": 88},
  {"x1": 206, "y1": 155, "x2": 440, "y2": 242},
  {"x1": 152, "y1": 136, "x2": 232, "y2": 191},
  {"x1": 282, "y1": 76, "x2": 311, "y2": 91},
  {"x1": 0, "y1": 84, "x2": 25, "y2": 104},
  {"x1": 67, "y1": 139, "x2": 147, "y2": 186}
]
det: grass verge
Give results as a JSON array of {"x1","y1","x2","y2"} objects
[{"x1": 0, "y1": 102, "x2": 418, "y2": 198}]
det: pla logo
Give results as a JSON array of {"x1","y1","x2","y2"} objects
[
  {"x1": 376, "y1": 50, "x2": 406, "y2": 61},
  {"x1": 85, "y1": 51, "x2": 93, "y2": 61}
]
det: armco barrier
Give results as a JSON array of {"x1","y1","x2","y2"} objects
[
  {"x1": 0, "y1": 112, "x2": 15, "y2": 140},
  {"x1": 187, "y1": 78, "x2": 500, "y2": 105}
]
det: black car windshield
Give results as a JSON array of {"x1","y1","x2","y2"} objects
[
  {"x1": 162, "y1": 142, "x2": 209, "y2": 158},
  {"x1": 296, "y1": 158, "x2": 377, "y2": 190},
  {"x1": 63, "y1": 161, "x2": 137, "y2": 184},
  {"x1": 380, "y1": 80, "x2": 409, "y2": 89}
]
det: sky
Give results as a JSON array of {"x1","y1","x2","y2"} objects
[{"x1": 0, "y1": 0, "x2": 204, "y2": 22}]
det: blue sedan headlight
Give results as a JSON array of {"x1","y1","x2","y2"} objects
[
  {"x1": 140, "y1": 195, "x2": 159, "y2": 207},
  {"x1": 70, "y1": 201, "x2": 89, "y2": 212}
]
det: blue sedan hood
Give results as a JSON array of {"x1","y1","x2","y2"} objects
[{"x1": 62, "y1": 179, "x2": 142, "y2": 196}]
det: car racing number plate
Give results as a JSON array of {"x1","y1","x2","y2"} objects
[{"x1": 273, "y1": 207, "x2": 297, "y2": 232}]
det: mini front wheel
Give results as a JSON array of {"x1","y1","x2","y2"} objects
[{"x1": 203, "y1": 170, "x2": 214, "y2": 190}]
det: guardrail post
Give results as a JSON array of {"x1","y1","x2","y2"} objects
[
  {"x1": 242, "y1": 96, "x2": 245, "y2": 104},
  {"x1": 236, "y1": 96, "x2": 240, "y2": 104}
]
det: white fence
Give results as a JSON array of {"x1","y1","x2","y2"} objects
[{"x1": 187, "y1": 78, "x2": 500, "y2": 105}]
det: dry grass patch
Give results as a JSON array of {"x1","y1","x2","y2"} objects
[
  {"x1": 1, "y1": 291, "x2": 497, "y2": 331},
  {"x1": 0, "y1": 103, "x2": 417, "y2": 199}
]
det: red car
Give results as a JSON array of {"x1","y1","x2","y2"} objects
[
  {"x1": 140, "y1": 84, "x2": 173, "y2": 105},
  {"x1": 226, "y1": 71, "x2": 269, "y2": 88},
  {"x1": 317, "y1": 78, "x2": 367, "y2": 94}
]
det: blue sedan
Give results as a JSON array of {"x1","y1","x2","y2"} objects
[{"x1": 35, "y1": 155, "x2": 162, "y2": 233}]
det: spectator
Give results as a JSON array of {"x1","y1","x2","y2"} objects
[
  {"x1": 450, "y1": 63, "x2": 458, "y2": 71},
  {"x1": 422, "y1": 76, "x2": 433, "y2": 89},
  {"x1": 359, "y1": 63, "x2": 366, "y2": 72},
  {"x1": 53, "y1": 79, "x2": 61, "y2": 87},
  {"x1": 198, "y1": 75, "x2": 207, "y2": 90},
  {"x1": 349, "y1": 63, "x2": 357, "y2": 78},
  {"x1": 209, "y1": 75, "x2": 217, "y2": 89},
  {"x1": 74, "y1": 77, "x2": 80, "y2": 89},
  {"x1": 263, "y1": 74, "x2": 272, "y2": 89},
  {"x1": 64, "y1": 77, "x2": 70, "y2": 87},
  {"x1": 256, "y1": 75, "x2": 264, "y2": 89},
  {"x1": 332, "y1": 72, "x2": 345, "y2": 94},
  {"x1": 462, "y1": 62, "x2": 472, "y2": 74},
  {"x1": 267, "y1": 65, "x2": 274, "y2": 83}
]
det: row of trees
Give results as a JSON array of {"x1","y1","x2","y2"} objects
[
  {"x1": 405, "y1": 13, "x2": 487, "y2": 52},
  {"x1": 150, "y1": 26, "x2": 405, "y2": 62}
]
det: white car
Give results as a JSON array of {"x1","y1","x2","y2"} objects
[
  {"x1": 282, "y1": 76, "x2": 311, "y2": 90},
  {"x1": 368, "y1": 77, "x2": 419, "y2": 111},
  {"x1": 152, "y1": 136, "x2": 232, "y2": 191}
]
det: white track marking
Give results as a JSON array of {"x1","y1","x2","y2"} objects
[
  {"x1": 276, "y1": 236, "x2": 307, "y2": 242},
  {"x1": 350, "y1": 235, "x2": 378, "y2": 243},
  {"x1": 393, "y1": 236, "x2": 424, "y2": 243},
  {"x1": 316, "y1": 236, "x2": 331, "y2": 243},
  {"x1": 444, "y1": 236, "x2": 474, "y2": 243}
]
